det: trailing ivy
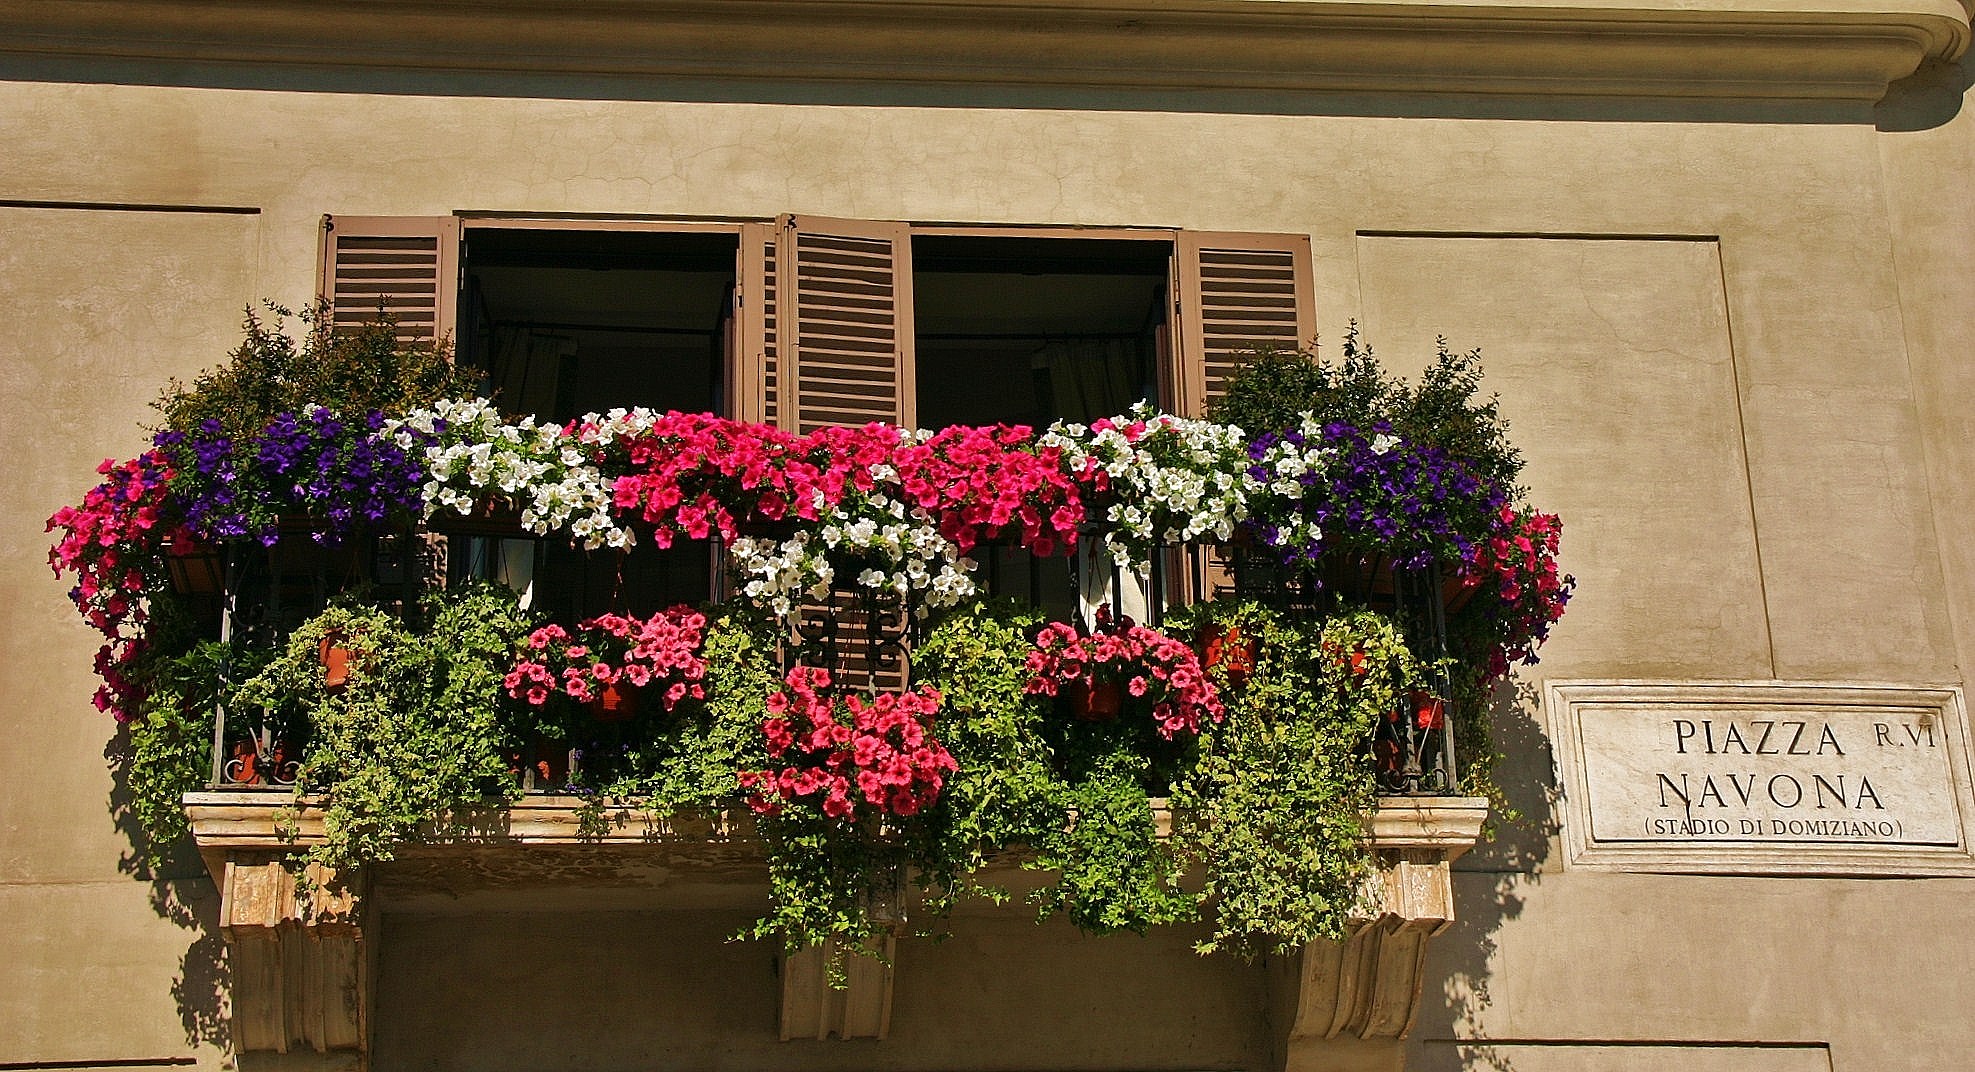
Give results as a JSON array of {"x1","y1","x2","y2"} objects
[
  {"x1": 234, "y1": 584, "x2": 536, "y2": 875},
  {"x1": 1171, "y1": 603, "x2": 1421, "y2": 957}
]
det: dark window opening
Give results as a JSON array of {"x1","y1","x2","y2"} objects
[
  {"x1": 455, "y1": 228, "x2": 738, "y2": 618},
  {"x1": 912, "y1": 236, "x2": 1173, "y2": 618},
  {"x1": 912, "y1": 235, "x2": 1171, "y2": 429}
]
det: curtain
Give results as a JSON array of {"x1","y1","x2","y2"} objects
[
  {"x1": 490, "y1": 326, "x2": 578, "y2": 421},
  {"x1": 1034, "y1": 337, "x2": 1143, "y2": 423}
]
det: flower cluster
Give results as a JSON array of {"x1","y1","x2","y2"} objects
[
  {"x1": 44, "y1": 451, "x2": 181, "y2": 718},
  {"x1": 394, "y1": 398, "x2": 626, "y2": 550},
  {"x1": 729, "y1": 491, "x2": 977, "y2": 622},
  {"x1": 740, "y1": 667, "x2": 958, "y2": 820},
  {"x1": 504, "y1": 607, "x2": 710, "y2": 710},
  {"x1": 1023, "y1": 616, "x2": 1227, "y2": 738},
  {"x1": 605, "y1": 410, "x2": 808, "y2": 546},
  {"x1": 157, "y1": 407, "x2": 428, "y2": 546},
  {"x1": 1043, "y1": 405, "x2": 1254, "y2": 567},
  {"x1": 1462, "y1": 506, "x2": 1574, "y2": 679},
  {"x1": 894, "y1": 423, "x2": 1084, "y2": 557},
  {"x1": 1246, "y1": 417, "x2": 1504, "y2": 569}
]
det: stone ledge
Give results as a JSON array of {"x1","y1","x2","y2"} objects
[
  {"x1": 185, "y1": 791, "x2": 1488, "y2": 867},
  {"x1": 0, "y1": 0, "x2": 1964, "y2": 103}
]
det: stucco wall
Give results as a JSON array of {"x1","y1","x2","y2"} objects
[{"x1": 1, "y1": 45, "x2": 1970, "y2": 1070}]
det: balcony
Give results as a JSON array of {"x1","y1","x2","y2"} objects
[
  {"x1": 48, "y1": 317, "x2": 1571, "y2": 1071},
  {"x1": 185, "y1": 791, "x2": 1488, "y2": 1059}
]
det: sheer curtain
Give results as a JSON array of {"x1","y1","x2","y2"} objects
[{"x1": 1034, "y1": 337, "x2": 1143, "y2": 424}]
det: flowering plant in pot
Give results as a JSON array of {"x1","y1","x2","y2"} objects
[
  {"x1": 45, "y1": 451, "x2": 185, "y2": 719},
  {"x1": 1022, "y1": 613, "x2": 1226, "y2": 738},
  {"x1": 233, "y1": 585, "x2": 537, "y2": 874},
  {"x1": 393, "y1": 397, "x2": 626, "y2": 550},
  {"x1": 739, "y1": 666, "x2": 958, "y2": 821},
  {"x1": 1452, "y1": 504, "x2": 1575, "y2": 682},
  {"x1": 728, "y1": 488, "x2": 979, "y2": 625},
  {"x1": 503, "y1": 607, "x2": 711, "y2": 723},
  {"x1": 1243, "y1": 416, "x2": 1504, "y2": 575},
  {"x1": 153, "y1": 406, "x2": 430, "y2": 548},
  {"x1": 1169, "y1": 604, "x2": 1430, "y2": 956},
  {"x1": 1041, "y1": 403, "x2": 1253, "y2": 568}
]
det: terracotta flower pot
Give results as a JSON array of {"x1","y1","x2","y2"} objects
[
  {"x1": 318, "y1": 632, "x2": 353, "y2": 691},
  {"x1": 226, "y1": 740, "x2": 261, "y2": 786},
  {"x1": 164, "y1": 540, "x2": 224, "y2": 595},
  {"x1": 589, "y1": 681, "x2": 638, "y2": 722},
  {"x1": 1410, "y1": 689, "x2": 1447, "y2": 732},
  {"x1": 1199, "y1": 623, "x2": 1260, "y2": 686},
  {"x1": 1069, "y1": 677, "x2": 1123, "y2": 722}
]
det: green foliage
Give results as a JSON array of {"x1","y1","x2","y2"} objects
[
  {"x1": 909, "y1": 600, "x2": 1057, "y2": 910},
  {"x1": 154, "y1": 302, "x2": 472, "y2": 440},
  {"x1": 919, "y1": 600, "x2": 1198, "y2": 936},
  {"x1": 234, "y1": 583, "x2": 535, "y2": 874},
  {"x1": 124, "y1": 640, "x2": 264, "y2": 865},
  {"x1": 557, "y1": 609, "x2": 781, "y2": 814},
  {"x1": 1170, "y1": 603, "x2": 1419, "y2": 957},
  {"x1": 1211, "y1": 324, "x2": 1524, "y2": 492}
]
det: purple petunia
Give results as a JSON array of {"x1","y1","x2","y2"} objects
[{"x1": 157, "y1": 407, "x2": 431, "y2": 546}]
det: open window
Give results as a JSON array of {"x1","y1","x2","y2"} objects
[
  {"x1": 452, "y1": 225, "x2": 739, "y2": 619},
  {"x1": 319, "y1": 214, "x2": 1314, "y2": 626},
  {"x1": 912, "y1": 234, "x2": 1173, "y2": 428}
]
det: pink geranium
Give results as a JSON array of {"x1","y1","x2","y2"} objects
[
  {"x1": 504, "y1": 607, "x2": 710, "y2": 713},
  {"x1": 1022, "y1": 612, "x2": 1226, "y2": 739},
  {"x1": 740, "y1": 666, "x2": 958, "y2": 821}
]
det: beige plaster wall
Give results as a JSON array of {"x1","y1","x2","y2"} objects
[
  {"x1": 0, "y1": 206, "x2": 258, "y2": 1069},
  {"x1": 0, "y1": 59, "x2": 1969, "y2": 1071}
]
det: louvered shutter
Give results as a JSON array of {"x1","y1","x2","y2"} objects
[
  {"x1": 779, "y1": 214, "x2": 915, "y2": 432},
  {"x1": 317, "y1": 215, "x2": 460, "y2": 344},
  {"x1": 738, "y1": 222, "x2": 780, "y2": 426},
  {"x1": 1174, "y1": 231, "x2": 1316, "y2": 418}
]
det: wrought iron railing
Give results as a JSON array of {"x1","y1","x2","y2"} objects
[{"x1": 200, "y1": 527, "x2": 1460, "y2": 796}]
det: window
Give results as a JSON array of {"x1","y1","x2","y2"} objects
[{"x1": 319, "y1": 212, "x2": 1314, "y2": 623}]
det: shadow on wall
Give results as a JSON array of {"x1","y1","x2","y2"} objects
[
  {"x1": 0, "y1": 56, "x2": 1959, "y2": 129},
  {"x1": 1409, "y1": 676, "x2": 1560, "y2": 1072},
  {"x1": 105, "y1": 728, "x2": 231, "y2": 1052},
  {"x1": 1877, "y1": 55, "x2": 1975, "y2": 132}
]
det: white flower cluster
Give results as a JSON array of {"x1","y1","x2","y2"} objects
[
  {"x1": 392, "y1": 398, "x2": 630, "y2": 550},
  {"x1": 1041, "y1": 403, "x2": 1258, "y2": 567},
  {"x1": 728, "y1": 491, "x2": 976, "y2": 623}
]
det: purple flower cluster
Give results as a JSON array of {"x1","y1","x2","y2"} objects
[
  {"x1": 1244, "y1": 421, "x2": 1506, "y2": 569},
  {"x1": 156, "y1": 408, "x2": 429, "y2": 546}
]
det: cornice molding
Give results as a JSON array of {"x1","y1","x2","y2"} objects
[{"x1": 1, "y1": 0, "x2": 1966, "y2": 103}]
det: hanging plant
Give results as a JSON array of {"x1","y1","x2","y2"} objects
[{"x1": 1171, "y1": 604, "x2": 1427, "y2": 957}]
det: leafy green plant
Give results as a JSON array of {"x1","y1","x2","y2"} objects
[
  {"x1": 1211, "y1": 324, "x2": 1523, "y2": 494},
  {"x1": 124, "y1": 640, "x2": 271, "y2": 865},
  {"x1": 1171, "y1": 603, "x2": 1423, "y2": 957},
  {"x1": 234, "y1": 584, "x2": 535, "y2": 874},
  {"x1": 920, "y1": 600, "x2": 1199, "y2": 936},
  {"x1": 154, "y1": 302, "x2": 472, "y2": 441}
]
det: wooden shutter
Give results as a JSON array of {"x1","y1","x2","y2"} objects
[
  {"x1": 1174, "y1": 231, "x2": 1316, "y2": 418},
  {"x1": 317, "y1": 215, "x2": 460, "y2": 344},
  {"x1": 779, "y1": 214, "x2": 915, "y2": 432},
  {"x1": 738, "y1": 222, "x2": 780, "y2": 426}
]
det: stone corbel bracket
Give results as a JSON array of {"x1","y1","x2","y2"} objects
[
  {"x1": 214, "y1": 853, "x2": 369, "y2": 1061},
  {"x1": 1273, "y1": 797, "x2": 1490, "y2": 1072}
]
